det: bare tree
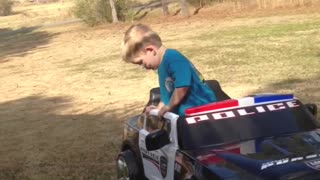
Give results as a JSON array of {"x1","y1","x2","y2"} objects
[
  {"x1": 109, "y1": 0, "x2": 118, "y2": 23},
  {"x1": 199, "y1": 0, "x2": 206, "y2": 8},
  {"x1": 161, "y1": 0, "x2": 169, "y2": 16},
  {"x1": 256, "y1": 0, "x2": 267, "y2": 9},
  {"x1": 178, "y1": 0, "x2": 189, "y2": 17}
]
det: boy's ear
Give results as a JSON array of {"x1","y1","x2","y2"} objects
[{"x1": 144, "y1": 45, "x2": 156, "y2": 55}]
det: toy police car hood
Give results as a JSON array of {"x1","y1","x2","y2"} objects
[
  {"x1": 178, "y1": 94, "x2": 320, "y2": 179},
  {"x1": 189, "y1": 132, "x2": 320, "y2": 180}
]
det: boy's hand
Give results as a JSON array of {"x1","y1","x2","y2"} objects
[
  {"x1": 145, "y1": 105, "x2": 157, "y2": 114},
  {"x1": 159, "y1": 106, "x2": 170, "y2": 117}
]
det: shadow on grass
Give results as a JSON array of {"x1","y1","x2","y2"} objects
[
  {"x1": 0, "y1": 26, "x2": 59, "y2": 62},
  {"x1": 0, "y1": 95, "x2": 144, "y2": 179}
]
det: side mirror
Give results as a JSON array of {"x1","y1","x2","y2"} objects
[
  {"x1": 146, "y1": 129, "x2": 170, "y2": 151},
  {"x1": 306, "y1": 104, "x2": 318, "y2": 118}
]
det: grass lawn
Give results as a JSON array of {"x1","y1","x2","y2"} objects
[
  {"x1": 0, "y1": 1, "x2": 319, "y2": 179},
  {"x1": 0, "y1": 1, "x2": 74, "y2": 29}
]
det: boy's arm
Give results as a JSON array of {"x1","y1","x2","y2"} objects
[{"x1": 159, "y1": 87, "x2": 189, "y2": 117}]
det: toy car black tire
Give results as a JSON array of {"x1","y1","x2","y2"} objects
[{"x1": 117, "y1": 150, "x2": 143, "y2": 180}]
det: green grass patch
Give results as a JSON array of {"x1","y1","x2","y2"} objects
[
  {"x1": 198, "y1": 21, "x2": 320, "y2": 40},
  {"x1": 58, "y1": 55, "x2": 147, "y2": 80},
  {"x1": 182, "y1": 19, "x2": 320, "y2": 86}
]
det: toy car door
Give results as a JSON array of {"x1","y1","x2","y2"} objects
[{"x1": 139, "y1": 112, "x2": 178, "y2": 180}]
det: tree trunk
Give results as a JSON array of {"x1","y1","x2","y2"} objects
[
  {"x1": 161, "y1": 0, "x2": 169, "y2": 16},
  {"x1": 179, "y1": 0, "x2": 190, "y2": 17},
  {"x1": 200, "y1": 0, "x2": 205, "y2": 8},
  {"x1": 109, "y1": 0, "x2": 119, "y2": 23}
]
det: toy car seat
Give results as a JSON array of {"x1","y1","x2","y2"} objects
[
  {"x1": 144, "y1": 80, "x2": 230, "y2": 111},
  {"x1": 204, "y1": 80, "x2": 231, "y2": 101},
  {"x1": 144, "y1": 87, "x2": 161, "y2": 110}
]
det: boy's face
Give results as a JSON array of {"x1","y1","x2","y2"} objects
[{"x1": 132, "y1": 47, "x2": 160, "y2": 70}]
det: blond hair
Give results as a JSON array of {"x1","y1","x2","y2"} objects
[{"x1": 121, "y1": 24, "x2": 162, "y2": 62}]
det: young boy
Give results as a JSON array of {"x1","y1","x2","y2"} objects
[{"x1": 121, "y1": 24, "x2": 216, "y2": 117}]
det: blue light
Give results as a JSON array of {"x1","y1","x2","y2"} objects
[{"x1": 254, "y1": 94, "x2": 294, "y2": 103}]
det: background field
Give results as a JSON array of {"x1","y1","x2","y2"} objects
[{"x1": 0, "y1": 0, "x2": 319, "y2": 179}]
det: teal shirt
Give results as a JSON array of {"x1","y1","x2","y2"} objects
[{"x1": 158, "y1": 49, "x2": 216, "y2": 116}]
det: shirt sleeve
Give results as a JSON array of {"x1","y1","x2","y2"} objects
[{"x1": 168, "y1": 57, "x2": 192, "y2": 88}]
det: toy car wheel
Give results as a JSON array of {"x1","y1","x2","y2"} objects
[{"x1": 117, "y1": 150, "x2": 142, "y2": 180}]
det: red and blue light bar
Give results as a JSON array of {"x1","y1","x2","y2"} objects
[{"x1": 185, "y1": 94, "x2": 294, "y2": 116}]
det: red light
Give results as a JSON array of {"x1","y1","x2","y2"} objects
[{"x1": 185, "y1": 99, "x2": 239, "y2": 116}]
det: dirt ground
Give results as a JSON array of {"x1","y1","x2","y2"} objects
[{"x1": 0, "y1": 2, "x2": 319, "y2": 179}]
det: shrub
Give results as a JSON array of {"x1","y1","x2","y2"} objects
[
  {"x1": 73, "y1": 0, "x2": 128, "y2": 26},
  {"x1": 115, "y1": 0, "x2": 128, "y2": 21},
  {"x1": 0, "y1": 0, "x2": 13, "y2": 16}
]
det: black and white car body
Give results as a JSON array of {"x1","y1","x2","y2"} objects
[{"x1": 116, "y1": 80, "x2": 319, "y2": 180}]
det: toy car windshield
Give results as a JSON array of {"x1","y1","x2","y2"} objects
[{"x1": 178, "y1": 94, "x2": 318, "y2": 150}]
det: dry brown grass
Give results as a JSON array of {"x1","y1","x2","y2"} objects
[
  {"x1": 0, "y1": 1, "x2": 319, "y2": 179},
  {"x1": 0, "y1": 1, "x2": 73, "y2": 29}
]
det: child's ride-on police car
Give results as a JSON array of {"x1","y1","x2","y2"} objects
[{"x1": 116, "y1": 80, "x2": 319, "y2": 180}]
